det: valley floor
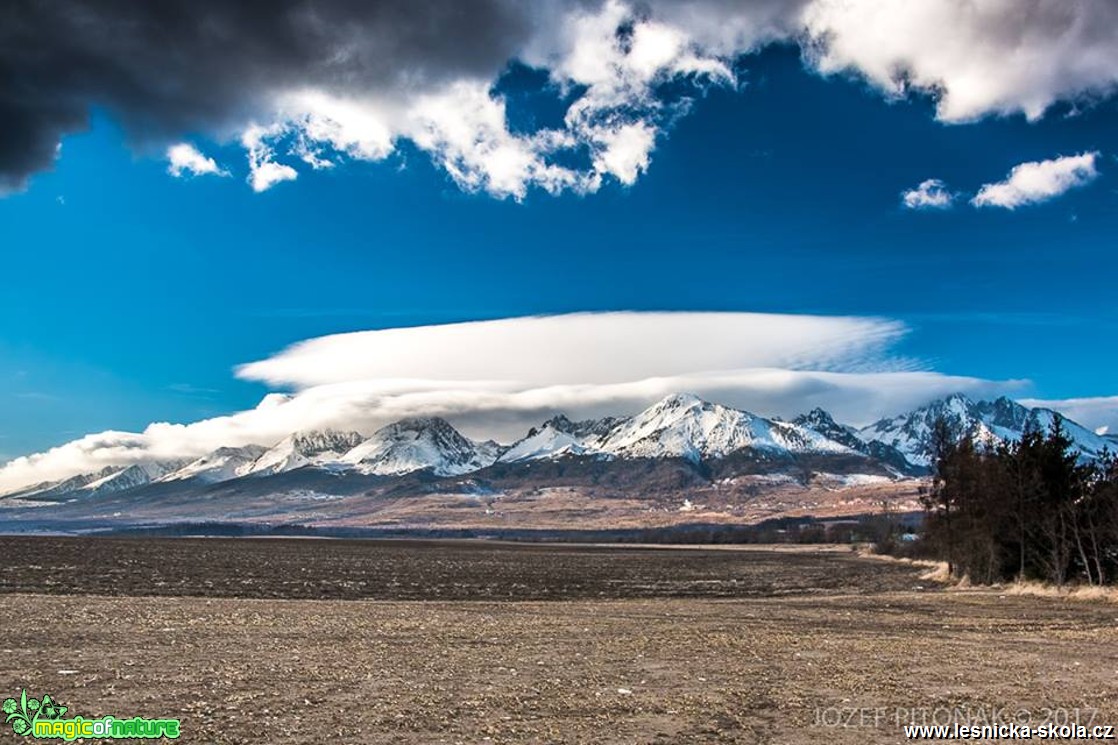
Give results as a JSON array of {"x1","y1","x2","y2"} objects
[{"x1": 0, "y1": 539, "x2": 1115, "y2": 743}]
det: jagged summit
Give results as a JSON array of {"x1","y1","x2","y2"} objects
[
  {"x1": 595, "y1": 394, "x2": 857, "y2": 463},
  {"x1": 501, "y1": 416, "x2": 603, "y2": 463},
  {"x1": 341, "y1": 417, "x2": 498, "y2": 476},
  {"x1": 3, "y1": 393, "x2": 1108, "y2": 503},
  {"x1": 793, "y1": 407, "x2": 847, "y2": 434},
  {"x1": 859, "y1": 393, "x2": 1111, "y2": 466},
  {"x1": 160, "y1": 445, "x2": 269, "y2": 484},
  {"x1": 794, "y1": 408, "x2": 861, "y2": 448},
  {"x1": 10, "y1": 459, "x2": 191, "y2": 501},
  {"x1": 245, "y1": 428, "x2": 365, "y2": 476},
  {"x1": 657, "y1": 392, "x2": 705, "y2": 408}
]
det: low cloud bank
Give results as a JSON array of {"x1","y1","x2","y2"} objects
[{"x1": 0, "y1": 311, "x2": 1032, "y2": 493}]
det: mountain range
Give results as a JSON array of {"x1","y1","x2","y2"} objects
[
  {"x1": 1, "y1": 393, "x2": 1111, "y2": 532},
  {"x1": 858, "y1": 393, "x2": 1111, "y2": 466}
]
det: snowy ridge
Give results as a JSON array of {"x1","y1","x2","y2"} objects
[
  {"x1": 859, "y1": 394, "x2": 1112, "y2": 466},
  {"x1": 341, "y1": 417, "x2": 499, "y2": 476},
  {"x1": 0, "y1": 467, "x2": 121, "y2": 500},
  {"x1": 46, "y1": 459, "x2": 192, "y2": 499},
  {"x1": 792, "y1": 408, "x2": 866, "y2": 451},
  {"x1": 793, "y1": 408, "x2": 914, "y2": 474},
  {"x1": 244, "y1": 429, "x2": 365, "y2": 476},
  {"x1": 4, "y1": 392, "x2": 1111, "y2": 503},
  {"x1": 160, "y1": 445, "x2": 269, "y2": 484},
  {"x1": 1018, "y1": 406, "x2": 1113, "y2": 460},
  {"x1": 498, "y1": 415, "x2": 617, "y2": 463},
  {"x1": 594, "y1": 393, "x2": 858, "y2": 463}
]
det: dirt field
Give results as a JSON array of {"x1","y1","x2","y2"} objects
[{"x1": 0, "y1": 538, "x2": 1115, "y2": 743}]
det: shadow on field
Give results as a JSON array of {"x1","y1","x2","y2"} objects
[{"x1": 0, "y1": 537, "x2": 933, "y2": 600}]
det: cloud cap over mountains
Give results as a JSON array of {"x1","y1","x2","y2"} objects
[
  {"x1": 235, "y1": 312, "x2": 909, "y2": 388},
  {"x1": 0, "y1": 311, "x2": 1027, "y2": 493}
]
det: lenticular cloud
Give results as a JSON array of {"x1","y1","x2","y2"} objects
[
  {"x1": 235, "y1": 312, "x2": 907, "y2": 389},
  {"x1": 0, "y1": 311, "x2": 1025, "y2": 493}
]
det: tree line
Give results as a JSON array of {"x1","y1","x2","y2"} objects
[{"x1": 919, "y1": 417, "x2": 1118, "y2": 586}]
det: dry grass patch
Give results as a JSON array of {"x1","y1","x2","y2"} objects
[
  {"x1": 855, "y1": 545, "x2": 951, "y2": 583},
  {"x1": 998, "y1": 580, "x2": 1118, "y2": 604}
]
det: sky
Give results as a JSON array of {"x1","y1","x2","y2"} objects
[{"x1": 1, "y1": 0, "x2": 1117, "y2": 489}]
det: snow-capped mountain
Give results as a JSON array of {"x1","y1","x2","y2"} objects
[
  {"x1": 340, "y1": 417, "x2": 500, "y2": 476},
  {"x1": 498, "y1": 415, "x2": 617, "y2": 463},
  {"x1": 244, "y1": 429, "x2": 365, "y2": 476},
  {"x1": 1014, "y1": 405, "x2": 1114, "y2": 460},
  {"x1": 595, "y1": 393, "x2": 858, "y2": 463},
  {"x1": 82, "y1": 460, "x2": 192, "y2": 496},
  {"x1": 4, "y1": 393, "x2": 1109, "y2": 512},
  {"x1": 159, "y1": 445, "x2": 269, "y2": 484},
  {"x1": 0, "y1": 466, "x2": 120, "y2": 500},
  {"x1": 859, "y1": 394, "x2": 1112, "y2": 466},
  {"x1": 792, "y1": 408, "x2": 867, "y2": 451},
  {"x1": 792, "y1": 408, "x2": 916, "y2": 474},
  {"x1": 6, "y1": 460, "x2": 191, "y2": 501}
]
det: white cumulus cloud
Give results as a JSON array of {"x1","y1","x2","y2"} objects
[
  {"x1": 901, "y1": 178, "x2": 955, "y2": 209},
  {"x1": 8, "y1": 1, "x2": 1118, "y2": 197},
  {"x1": 245, "y1": 1, "x2": 736, "y2": 199},
  {"x1": 800, "y1": 0, "x2": 1118, "y2": 123},
  {"x1": 242, "y1": 125, "x2": 299, "y2": 192},
  {"x1": 215, "y1": 1, "x2": 1118, "y2": 199},
  {"x1": 166, "y1": 143, "x2": 228, "y2": 178},
  {"x1": 971, "y1": 152, "x2": 1100, "y2": 209}
]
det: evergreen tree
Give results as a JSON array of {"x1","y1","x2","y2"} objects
[{"x1": 919, "y1": 415, "x2": 1117, "y2": 586}]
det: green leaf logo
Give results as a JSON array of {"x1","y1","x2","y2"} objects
[
  {"x1": 4, "y1": 689, "x2": 67, "y2": 737},
  {"x1": 39, "y1": 695, "x2": 67, "y2": 721}
]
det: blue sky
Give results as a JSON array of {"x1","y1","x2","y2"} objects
[{"x1": 2, "y1": 3, "x2": 1117, "y2": 482}]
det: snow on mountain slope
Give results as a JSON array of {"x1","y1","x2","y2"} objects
[
  {"x1": 1020, "y1": 405, "x2": 1113, "y2": 461},
  {"x1": 859, "y1": 394, "x2": 982, "y2": 467},
  {"x1": 499, "y1": 422, "x2": 589, "y2": 462},
  {"x1": 859, "y1": 394, "x2": 1112, "y2": 466},
  {"x1": 473, "y1": 438, "x2": 505, "y2": 467},
  {"x1": 498, "y1": 415, "x2": 617, "y2": 462},
  {"x1": 78, "y1": 460, "x2": 191, "y2": 497},
  {"x1": 245, "y1": 429, "x2": 365, "y2": 476},
  {"x1": 1, "y1": 466, "x2": 123, "y2": 500},
  {"x1": 341, "y1": 417, "x2": 498, "y2": 476},
  {"x1": 792, "y1": 408, "x2": 867, "y2": 451},
  {"x1": 595, "y1": 393, "x2": 859, "y2": 463},
  {"x1": 159, "y1": 445, "x2": 269, "y2": 484},
  {"x1": 10, "y1": 393, "x2": 1109, "y2": 505},
  {"x1": 792, "y1": 408, "x2": 918, "y2": 474}
]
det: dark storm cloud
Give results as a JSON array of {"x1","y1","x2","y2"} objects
[
  {"x1": 6, "y1": 0, "x2": 1117, "y2": 195},
  {"x1": 0, "y1": 0, "x2": 536, "y2": 191}
]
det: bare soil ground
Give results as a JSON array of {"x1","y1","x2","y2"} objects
[
  {"x1": 0, "y1": 538, "x2": 1115, "y2": 743},
  {"x1": 0, "y1": 476, "x2": 927, "y2": 533}
]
